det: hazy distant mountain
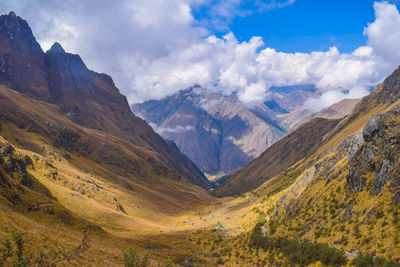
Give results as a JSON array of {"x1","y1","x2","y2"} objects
[
  {"x1": 133, "y1": 85, "x2": 319, "y2": 176},
  {"x1": 293, "y1": 98, "x2": 360, "y2": 130}
]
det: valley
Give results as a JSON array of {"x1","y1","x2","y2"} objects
[{"x1": 0, "y1": 7, "x2": 399, "y2": 267}]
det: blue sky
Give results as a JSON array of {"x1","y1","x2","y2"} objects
[{"x1": 193, "y1": 0, "x2": 398, "y2": 53}]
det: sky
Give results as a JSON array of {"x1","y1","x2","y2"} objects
[
  {"x1": 0, "y1": 0, "x2": 400, "y2": 111},
  {"x1": 193, "y1": 0, "x2": 377, "y2": 53}
]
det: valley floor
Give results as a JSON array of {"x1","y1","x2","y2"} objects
[{"x1": 0, "y1": 134, "x2": 277, "y2": 266}]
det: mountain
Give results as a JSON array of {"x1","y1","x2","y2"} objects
[
  {"x1": 0, "y1": 11, "x2": 210, "y2": 189},
  {"x1": 215, "y1": 117, "x2": 340, "y2": 196},
  {"x1": 260, "y1": 66, "x2": 400, "y2": 259},
  {"x1": 0, "y1": 11, "x2": 221, "y2": 265},
  {"x1": 209, "y1": 66, "x2": 400, "y2": 265},
  {"x1": 3, "y1": 10, "x2": 399, "y2": 266},
  {"x1": 133, "y1": 85, "x2": 318, "y2": 176}
]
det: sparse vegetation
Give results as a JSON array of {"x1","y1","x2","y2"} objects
[
  {"x1": 351, "y1": 253, "x2": 394, "y2": 267},
  {"x1": 0, "y1": 229, "x2": 89, "y2": 266},
  {"x1": 252, "y1": 207, "x2": 267, "y2": 224},
  {"x1": 250, "y1": 223, "x2": 347, "y2": 266},
  {"x1": 162, "y1": 257, "x2": 174, "y2": 267},
  {"x1": 123, "y1": 248, "x2": 150, "y2": 267}
]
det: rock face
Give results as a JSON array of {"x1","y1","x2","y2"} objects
[
  {"x1": 133, "y1": 85, "x2": 317, "y2": 175},
  {"x1": 338, "y1": 132, "x2": 364, "y2": 162},
  {"x1": 347, "y1": 104, "x2": 400, "y2": 195},
  {"x1": 0, "y1": 12, "x2": 49, "y2": 100},
  {"x1": 0, "y1": 12, "x2": 210, "y2": 188}
]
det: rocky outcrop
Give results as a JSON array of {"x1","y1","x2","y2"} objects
[
  {"x1": 338, "y1": 132, "x2": 364, "y2": 161},
  {"x1": 347, "y1": 104, "x2": 400, "y2": 195}
]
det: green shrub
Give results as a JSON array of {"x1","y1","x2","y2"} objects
[
  {"x1": 266, "y1": 206, "x2": 275, "y2": 216},
  {"x1": 269, "y1": 219, "x2": 278, "y2": 235},
  {"x1": 1, "y1": 229, "x2": 89, "y2": 266},
  {"x1": 353, "y1": 225, "x2": 362, "y2": 239},
  {"x1": 338, "y1": 235, "x2": 348, "y2": 245},
  {"x1": 351, "y1": 254, "x2": 389, "y2": 267},
  {"x1": 249, "y1": 223, "x2": 347, "y2": 266},
  {"x1": 164, "y1": 257, "x2": 174, "y2": 267},
  {"x1": 123, "y1": 248, "x2": 150, "y2": 267},
  {"x1": 375, "y1": 209, "x2": 384, "y2": 219},
  {"x1": 252, "y1": 207, "x2": 266, "y2": 224}
]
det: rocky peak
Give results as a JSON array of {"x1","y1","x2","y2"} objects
[
  {"x1": 47, "y1": 42, "x2": 66, "y2": 54},
  {"x1": 0, "y1": 11, "x2": 48, "y2": 100},
  {"x1": 2, "y1": 11, "x2": 19, "y2": 30},
  {"x1": 0, "y1": 11, "x2": 39, "y2": 47},
  {"x1": 45, "y1": 45, "x2": 89, "y2": 78},
  {"x1": 8, "y1": 11, "x2": 16, "y2": 18}
]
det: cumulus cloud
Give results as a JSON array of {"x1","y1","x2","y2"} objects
[
  {"x1": 365, "y1": 1, "x2": 400, "y2": 64},
  {"x1": 0, "y1": 1, "x2": 399, "y2": 110}
]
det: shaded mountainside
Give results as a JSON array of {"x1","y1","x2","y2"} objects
[
  {"x1": 0, "y1": 139, "x2": 95, "y2": 228},
  {"x1": 133, "y1": 85, "x2": 318, "y2": 176},
  {"x1": 215, "y1": 117, "x2": 340, "y2": 196},
  {"x1": 0, "y1": 117, "x2": 215, "y2": 265},
  {"x1": 0, "y1": 12, "x2": 210, "y2": 188},
  {"x1": 0, "y1": 85, "x2": 214, "y2": 210}
]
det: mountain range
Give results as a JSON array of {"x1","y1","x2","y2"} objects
[
  {"x1": 133, "y1": 84, "x2": 320, "y2": 177},
  {"x1": 0, "y1": 11, "x2": 211, "y2": 188},
  {"x1": 0, "y1": 10, "x2": 399, "y2": 267}
]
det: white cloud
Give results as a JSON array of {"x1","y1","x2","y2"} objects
[
  {"x1": 150, "y1": 124, "x2": 195, "y2": 134},
  {"x1": 0, "y1": 1, "x2": 399, "y2": 111},
  {"x1": 364, "y1": 1, "x2": 400, "y2": 64}
]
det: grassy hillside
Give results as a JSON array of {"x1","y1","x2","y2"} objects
[
  {"x1": 173, "y1": 67, "x2": 400, "y2": 266},
  {"x1": 0, "y1": 84, "x2": 217, "y2": 265},
  {"x1": 206, "y1": 67, "x2": 400, "y2": 266}
]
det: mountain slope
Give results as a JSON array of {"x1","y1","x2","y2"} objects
[
  {"x1": 190, "y1": 66, "x2": 400, "y2": 267},
  {"x1": 233, "y1": 66, "x2": 400, "y2": 262},
  {"x1": 0, "y1": 11, "x2": 219, "y2": 265},
  {"x1": 215, "y1": 117, "x2": 340, "y2": 196},
  {"x1": 0, "y1": 11, "x2": 210, "y2": 188},
  {"x1": 294, "y1": 98, "x2": 360, "y2": 131},
  {"x1": 313, "y1": 98, "x2": 360, "y2": 120}
]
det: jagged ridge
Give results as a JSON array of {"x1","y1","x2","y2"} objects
[{"x1": 0, "y1": 11, "x2": 211, "y2": 188}]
